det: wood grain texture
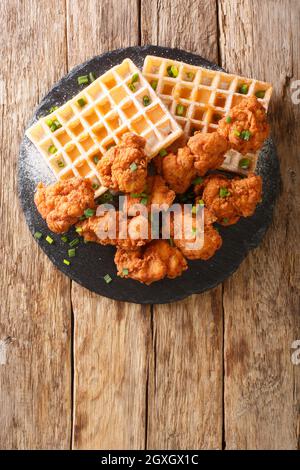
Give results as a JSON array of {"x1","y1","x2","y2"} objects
[
  {"x1": 219, "y1": 0, "x2": 300, "y2": 450},
  {"x1": 141, "y1": 0, "x2": 223, "y2": 450},
  {"x1": 67, "y1": 0, "x2": 151, "y2": 450},
  {"x1": 0, "y1": 0, "x2": 71, "y2": 449}
]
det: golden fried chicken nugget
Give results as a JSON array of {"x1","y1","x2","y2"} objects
[
  {"x1": 125, "y1": 175, "x2": 176, "y2": 214},
  {"x1": 217, "y1": 96, "x2": 270, "y2": 154},
  {"x1": 34, "y1": 177, "x2": 95, "y2": 233},
  {"x1": 231, "y1": 173, "x2": 262, "y2": 217},
  {"x1": 159, "y1": 146, "x2": 197, "y2": 194},
  {"x1": 115, "y1": 240, "x2": 188, "y2": 285},
  {"x1": 97, "y1": 132, "x2": 148, "y2": 193},
  {"x1": 187, "y1": 131, "x2": 229, "y2": 176}
]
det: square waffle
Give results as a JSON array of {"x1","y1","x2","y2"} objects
[
  {"x1": 26, "y1": 58, "x2": 183, "y2": 197},
  {"x1": 142, "y1": 56, "x2": 273, "y2": 175}
]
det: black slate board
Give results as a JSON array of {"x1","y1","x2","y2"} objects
[{"x1": 18, "y1": 45, "x2": 280, "y2": 304}]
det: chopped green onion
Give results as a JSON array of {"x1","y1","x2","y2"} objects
[
  {"x1": 46, "y1": 118, "x2": 53, "y2": 127},
  {"x1": 192, "y1": 227, "x2": 196, "y2": 234},
  {"x1": 130, "y1": 193, "x2": 141, "y2": 198},
  {"x1": 219, "y1": 187, "x2": 230, "y2": 198},
  {"x1": 61, "y1": 235, "x2": 68, "y2": 242},
  {"x1": 84, "y1": 208, "x2": 95, "y2": 218},
  {"x1": 255, "y1": 90, "x2": 265, "y2": 99},
  {"x1": 93, "y1": 155, "x2": 100, "y2": 164},
  {"x1": 48, "y1": 144, "x2": 57, "y2": 154},
  {"x1": 122, "y1": 268, "x2": 129, "y2": 276},
  {"x1": 79, "y1": 215, "x2": 86, "y2": 221},
  {"x1": 69, "y1": 238, "x2": 80, "y2": 247},
  {"x1": 78, "y1": 75, "x2": 89, "y2": 85},
  {"x1": 223, "y1": 217, "x2": 229, "y2": 224},
  {"x1": 34, "y1": 231, "x2": 42, "y2": 239},
  {"x1": 198, "y1": 199, "x2": 205, "y2": 206},
  {"x1": 75, "y1": 227, "x2": 83, "y2": 233},
  {"x1": 63, "y1": 259, "x2": 70, "y2": 266},
  {"x1": 130, "y1": 162, "x2": 138, "y2": 172},
  {"x1": 131, "y1": 73, "x2": 139, "y2": 84},
  {"x1": 54, "y1": 119, "x2": 62, "y2": 129},
  {"x1": 239, "y1": 158, "x2": 251, "y2": 170},
  {"x1": 77, "y1": 98, "x2": 86, "y2": 107},
  {"x1": 240, "y1": 130, "x2": 252, "y2": 141},
  {"x1": 239, "y1": 84, "x2": 248, "y2": 94},
  {"x1": 128, "y1": 83, "x2": 136, "y2": 92},
  {"x1": 192, "y1": 206, "x2": 197, "y2": 214},
  {"x1": 141, "y1": 197, "x2": 148, "y2": 205},
  {"x1": 104, "y1": 274, "x2": 112, "y2": 284},
  {"x1": 234, "y1": 129, "x2": 241, "y2": 137},
  {"x1": 167, "y1": 65, "x2": 179, "y2": 78},
  {"x1": 143, "y1": 95, "x2": 151, "y2": 106},
  {"x1": 151, "y1": 79, "x2": 158, "y2": 90},
  {"x1": 89, "y1": 72, "x2": 96, "y2": 82},
  {"x1": 46, "y1": 235, "x2": 54, "y2": 244},
  {"x1": 192, "y1": 176, "x2": 203, "y2": 185},
  {"x1": 175, "y1": 104, "x2": 185, "y2": 116},
  {"x1": 92, "y1": 183, "x2": 99, "y2": 190},
  {"x1": 49, "y1": 106, "x2": 58, "y2": 113},
  {"x1": 50, "y1": 123, "x2": 57, "y2": 132},
  {"x1": 68, "y1": 248, "x2": 76, "y2": 258},
  {"x1": 159, "y1": 148, "x2": 168, "y2": 157},
  {"x1": 57, "y1": 160, "x2": 65, "y2": 168},
  {"x1": 226, "y1": 116, "x2": 232, "y2": 123},
  {"x1": 186, "y1": 72, "x2": 194, "y2": 81}
]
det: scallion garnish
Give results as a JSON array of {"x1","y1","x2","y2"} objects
[
  {"x1": 84, "y1": 208, "x2": 95, "y2": 218},
  {"x1": 240, "y1": 130, "x2": 252, "y2": 141},
  {"x1": 141, "y1": 197, "x2": 148, "y2": 205},
  {"x1": 185, "y1": 72, "x2": 194, "y2": 81},
  {"x1": 223, "y1": 218, "x2": 229, "y2": 224},
  {"x1": 92, "y1": 183, "x2": 99, "y2": 190},
  {"x1": 77, "y1": 98, "x2": 86, "y2": 107},
  {"x1": 130, "y1": 162, "x2": 138, "y2": 172},
  {"x1": 63, "y1": 259, "x2": 70, "y2": 266},
  {"x1": 192, "y1": 206, "x2": 197, "y2": 214},
  {"x1": 89, "y1": 72, "x2": 96, "y2": 82},
  {"x1": 78, "y1": 75, "x2": 89, "y2": 85},
  {"x1": 61, "y1": 235, "x2": 68, "y2": 242},
  {"x1": 131, "y1": 73, "x2": 139, "y2": 83},
  {"x1": 175, "y1": 104, "x2": 185, "y2": 116},
  {"x1": 128, "y1": 83, "x2": 136, "y2": 92},
  {"x1": 143, "y1": 95, "x2": 151, "y2": 106},
  {"x1": 34, "y1": 231, "x2": 42, "y2": 239},
  {"x1": 219, "y1": 187, "x2": 230, "y2": 198},
  {"x1": 93, "y1": 155, "x2": 100, "y2": 164},
  {"x1": 49, "y1": 106, "x2": 58, "y2": 113},
  {"x1": 159, "y1": 148, "x2": 168, "y2": 157},
  {"x1": 192, "y1": 176, "x2": 203, "y2": 185},
  {"x1": 151, "y1": 79, "x2": 158, "y2": 90},
  {"x1": 68, "y1": 248, "x2": 76, "y2": 258},
  {"x1": 104, "y1": 274, "x2": 112, "y2": 284},
  {"x1": 46, "y1": 118, "x2": 53, "y2": 127},
  {"x1": 122, "y1": 268, "x2": 129, "y2": 276},
  {"x1": 239, "y1": 84, "x2": 248, "y2": 94},
  {"x1": 79, "y1": 215, "x2": 86, "y2": 221},
  {"x1": 255, "y1": 90, "x2": 265, "y2": 99},
  {"x1": 167, "y1": 65, "x2": 179, "y2": 78},
  {"x1": 239, "y1": 158, "x2": 251, "y2": 170},
  {"x1": 234, "y1": 129, "x2": 241, "y2": 137},
  {"x1": 226, "y1": 116, "x2": 232, "y2": 123},
  {"x1": 69, "y1": 238, "x2": 80, "y2": 247},
  {"x1": 198, "y1": 199, "x2": 205, "y2": 206},
  {"x1": 46, "y1": 235, "x2": 54, "y2": 244},
  {"x1": 75, "y1": 227, "x2": 83, "y2": 233},
  {"x1": 57, "y1": 160, "x2": 65, "y2": 168}
]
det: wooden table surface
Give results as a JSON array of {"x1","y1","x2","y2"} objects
[{"x1": 1, "y1": 0, "x2": 299, "y2": 450}]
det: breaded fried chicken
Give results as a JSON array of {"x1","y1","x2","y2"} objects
[
  {"x1": 97, "y1": 132, "x2": 148, "y2": 193},
  {"x1": 172, "y1": 206, "x2": 222, "y2": 260},
  {"x1": 76, "y1": 211, "x2": 150, "y2": 250},
  {"x1": 187, "y1": 131, "x2": 229, "y2": 176},
  {"x1": 201, "y1": 173, "x2": 262, "y2": 225},
  {"x1": 114, "y1": 240, "x2": 188, "y2": 285},
  {"x1": 34, "y1": 177, "x2": 95, "y2": 233},
  {"x1": 217, "y1": 96, "x2": 270, "y2": 154},
  {"x1": 156, "y1": 146, "x2": 197, "y2": 194},
  {"x1": 125, "y1": 175, "x2": 175, "y2": 213}
]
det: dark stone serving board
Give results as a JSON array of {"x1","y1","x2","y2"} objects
[{"x1": 18, "y1": 45, "x2": 280, "y2": 304}]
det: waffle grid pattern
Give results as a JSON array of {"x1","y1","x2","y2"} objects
[
  {"x1": 142, "y1": 55, "x2": 273, "y2": 174},
  {"x1": 26, "y1": 59, "x2": 183, "y2": 196}
]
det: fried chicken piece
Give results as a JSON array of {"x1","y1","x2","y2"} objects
[
  {"x1": 172, "y1": 206, "x2": 222, "y2": 260},
  {"x1": 231, "y1": 173, "x2": 262, "y2": 217},
  {"x1": 217, "y1": 96, "x2": 270, "y2": 154},
  {"x1": 202, "y1": 173, "x2": 262, "y2": 225},
  {"x1": 125, "y1": 175, "x2": 175, "y2": 214},
  {"x1": 187, "y1": 131, "x2": 229, "y2": 176},
  {"x1": 201, "y1": 175, "x2": 240, "y2": 226},
  {"x1": 97, "y1": 132, "x2": 148, "y2": 193},
  {"x1": 34, "y1": 177, "x2": 95, "y2": 233},
  {"x1": 115, "y1": 240, "x2": 188, "y2": 285},
  {"x1": 158, "y1": 146, "x2": 197, "y2": 194},
  {"x1": 76, "y1": 211, "x2": 150, "y2": 250}
]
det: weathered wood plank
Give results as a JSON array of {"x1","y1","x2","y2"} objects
[
  {"x1": 141, "y1": 0, "x2": 223, "y2": 450},
  {"x1": 0, "y1": 0, "x2": 71, "y2": 449},
  {"x1": 219, "y1": 0, "x2": 300, "y2": 450},
  {"x1": 67, "y1": 0, "x2": 151, "y2": 450}
]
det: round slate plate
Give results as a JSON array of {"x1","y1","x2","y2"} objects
[{"x1": 18, "y1": 45, "x2": 280, "y2": 304}]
